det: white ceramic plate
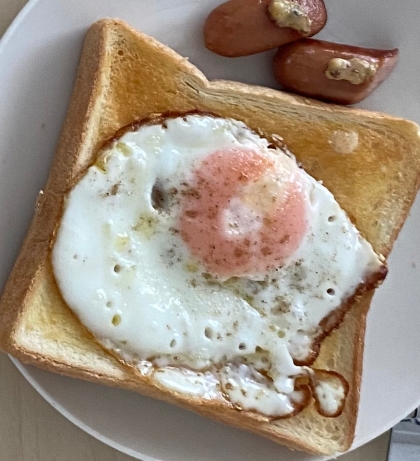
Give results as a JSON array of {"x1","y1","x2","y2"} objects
[{"x1": 1, "y1": 0, "x2": 419, "y2": 459}]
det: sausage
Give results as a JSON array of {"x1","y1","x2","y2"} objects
[
  {"x1": 204, "y1": 0, "x2": 327, "y2": 57},
  {"x1": 273, "y1": 39, "x2": 399, "y2": 105}
]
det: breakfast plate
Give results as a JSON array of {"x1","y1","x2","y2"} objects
[{"x1": 1, "y1": 0, "x2": 420, "y2": 460}]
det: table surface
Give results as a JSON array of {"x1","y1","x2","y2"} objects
[{"x1": 0, "y1": 2, "x2": 390, "y2": 460}]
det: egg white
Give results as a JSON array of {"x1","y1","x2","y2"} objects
[{"x1": 52, "y1": 115, "x2": 383, "y2": 416}]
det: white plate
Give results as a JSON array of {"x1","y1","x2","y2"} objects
[{"x1": 1, "y1": 0, "x2": 419, "y2": 460}]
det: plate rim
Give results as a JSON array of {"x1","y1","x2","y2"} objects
[{"x1": 9, "y1": 355, "x2": 157, "y2": 461}]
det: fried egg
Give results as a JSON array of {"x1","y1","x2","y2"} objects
[{"x1": 52, "y1": 114, "x2": 385, "y2": 417}]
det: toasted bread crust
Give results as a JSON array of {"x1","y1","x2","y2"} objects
[{"x1": 0, "y1": 19, "x2": 419, "y2": 456}]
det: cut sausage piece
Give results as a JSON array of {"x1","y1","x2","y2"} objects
[
  {"x1": 273, "y1": 39, "x2": 398, "y2": 105},
  {"x1": 204, "y1": 0, "x2": 327, "y2": 57}
]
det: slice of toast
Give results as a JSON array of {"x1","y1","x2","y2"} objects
[{"x1": 0, "y1": 18, "x2": 419, "y2": 456}]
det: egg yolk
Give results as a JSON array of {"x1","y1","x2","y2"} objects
[{"x1": 179, "y1": 148, "x2": 308, "y2": 278}]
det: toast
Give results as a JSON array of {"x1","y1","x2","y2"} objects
[{"x1": 1, "y1": 18, "x2": 420, "y2": 456}]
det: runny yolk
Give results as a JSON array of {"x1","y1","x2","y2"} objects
[{"x1": 179, "y1": 148, "x2": 308, "y2": 278}]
